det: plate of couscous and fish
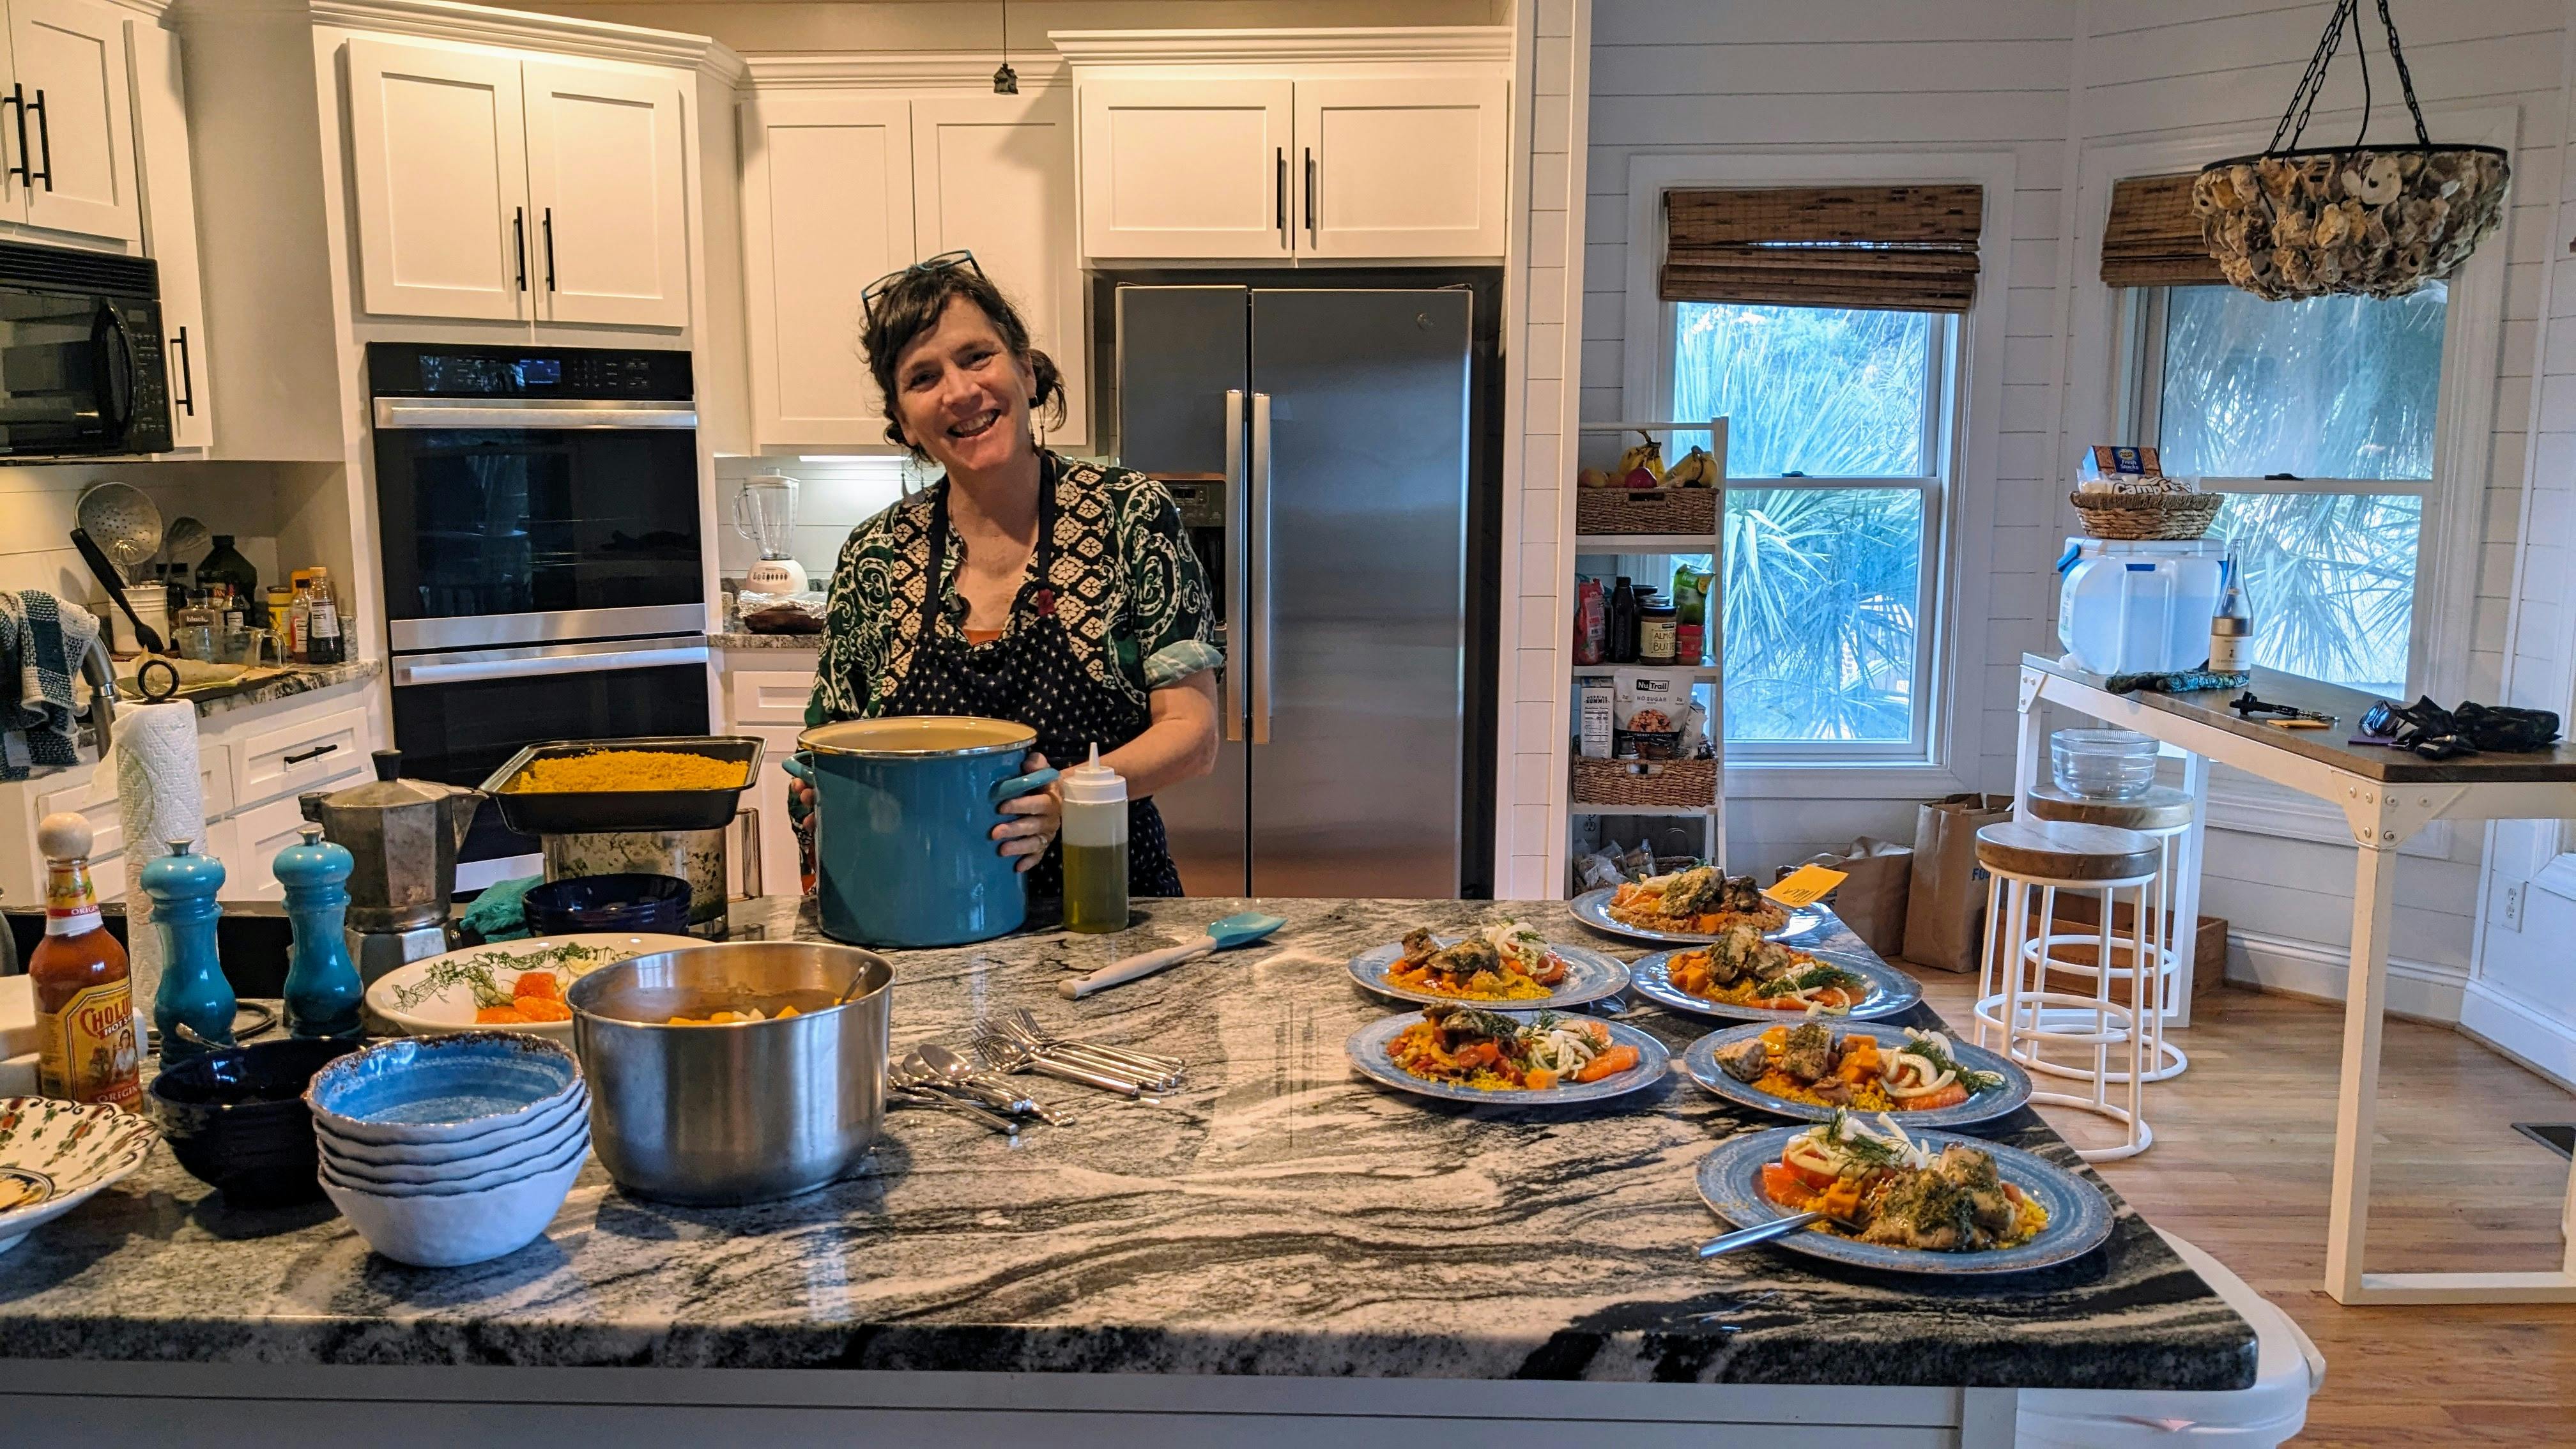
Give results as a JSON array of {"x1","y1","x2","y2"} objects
[
  {"x1": 1626, "y1": 921, "x2": 1920, "y2": 1022},
  {"x1": 1683, "y1": 1021, "x2": 2030, "y2": 1128},
  {"x1": 1696, "y1": 1116, "x2": 2112, "y2": 1275},
  {"x1": 1346, "y1": 921, "x2": 1631, "y2": 1011},
  {"x1": 1346, "y1": 1004, "x2": 1671, "y2": 1106},
  {"x1": 367, "y1": 934, "x2": 702, "y2": 1043},
  {"x1": 1570, "y1": 867, "x2": 1829, "y2": 946}
]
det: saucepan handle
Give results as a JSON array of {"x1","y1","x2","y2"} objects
[
  {"x1": 733, "y1": 806, "x2": 762, "y2": 901},
  {"x1": 991, "y1": 767, "x2": 1059, "y2": 803},
  {"x1": 781, "y1": 751, "x2": 815, "y2": 784}
]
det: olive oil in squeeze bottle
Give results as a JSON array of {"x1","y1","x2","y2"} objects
[{"x1": 1059, "y1": 744, "x2": 1128, "y2": 934}]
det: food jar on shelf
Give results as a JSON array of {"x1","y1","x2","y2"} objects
[{"x1": 2050, "y1": 727, "x2": 2159, "y2": 800}]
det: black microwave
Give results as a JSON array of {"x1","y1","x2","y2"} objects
[{"x1": 0, "y1": 238, "x2": 171, "y2": 459}]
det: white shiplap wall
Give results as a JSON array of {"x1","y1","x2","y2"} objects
[
  {"x1": 1572, "y1": 0, "x2": 2079, "y2": 873},
  {"x1": 1563, "y1": 0, "x2": 2567, "y2": 1023}
]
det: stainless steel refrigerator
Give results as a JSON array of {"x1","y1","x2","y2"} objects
[{"x1": 1110, "y1": 281, "x2": 1495, "y2": 900}]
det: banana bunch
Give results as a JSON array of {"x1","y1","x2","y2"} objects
[
  {"x1": 1663, "y1": 446, "x2": 1717, "y2": 488},
  {"x1": 1618, "y1": 433, "x2": 1665, "y2": 488}
]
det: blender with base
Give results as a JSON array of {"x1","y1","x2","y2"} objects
[{"x1": 733, "y1": 473, "x2": 808, "y2": 595}]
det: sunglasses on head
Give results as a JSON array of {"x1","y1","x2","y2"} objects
[{"x1": 861, "y1": 250, "x2": 985, "y2": 321}]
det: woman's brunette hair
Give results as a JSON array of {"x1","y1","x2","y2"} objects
[{"x1": 860, "y1": 262, "x2": 1066, "y2": 457}]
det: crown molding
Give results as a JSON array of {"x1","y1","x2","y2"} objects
[
  {"x1": 307, "y1": 0, "x2": 746, "y2": 82},
  {"x1": 103, "y1": 0, "x2": 174, "y2": 20},
  {"x1": 1048, "y1": 27, "x2": 1512, "y2": 67},
  {"x1": 744, "y1": 50, "x2": 1070, "y2": 92}
]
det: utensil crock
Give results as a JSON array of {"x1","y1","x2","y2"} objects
[{"x1": 795, "y1": 716, "x2": 1058, "y2": 948}]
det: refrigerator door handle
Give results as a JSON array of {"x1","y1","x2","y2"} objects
[
  {"x1": 1222, "y1": 388, "x2": 1248, "y2": 743},
  {"x1": 1249, "y1": 390, "x2": 1274, "y2": 746}
]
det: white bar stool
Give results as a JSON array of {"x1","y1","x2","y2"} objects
[
  {"x1": 1972, "y1": 818, "x2": 2159, "y2": 1162},
  {"x1": 2023, "y1": 783, "x2": 2196, "y2": 1082}
]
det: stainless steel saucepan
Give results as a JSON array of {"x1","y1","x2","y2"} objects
[{"x1": 567, "y1": 942, "x2": 892, "y2": 1206}]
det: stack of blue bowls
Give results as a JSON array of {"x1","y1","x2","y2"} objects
[
  {"x1": 523, "y1": 873, "x2": 694, "y2": 937},
  {"x1": 304, "y1": 1033, "x2": 590, "y2": 1268}
]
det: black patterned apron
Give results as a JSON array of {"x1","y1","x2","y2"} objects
[{"x1": 879, "y1": 456, "x2": 1184, "y2": 898}]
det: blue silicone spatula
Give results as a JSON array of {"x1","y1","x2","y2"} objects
[{"x1": 1060, "y1": 910, "x2": 1286, "y2": 1000}]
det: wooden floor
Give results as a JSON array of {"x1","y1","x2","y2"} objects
[{"x1": 1915, "y1": 974, "x2": 2576, "y2": 1447}]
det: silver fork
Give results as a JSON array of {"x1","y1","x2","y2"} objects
[
  {"x1": 1001, "y1": 1008, "x2": 1184, "y2": 1082},
  {"x1": 973, "y1": 1033, "x2": 1150, "y2": 1098}
]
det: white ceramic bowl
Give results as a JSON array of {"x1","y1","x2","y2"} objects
[
  {"x1": 321, "y1": 1110, "x2": 588, "y2": 1191},
  {"x1": 366, "y1": 935, "x2": 703, "y2": 1044},
  {"x1": 322, "y1": 1140, "x2": 588, "y2": 1268},
  {"x1": 314, "y1": 1082, "x2": 587, "y2": 1169},
  {"x1": 323, "y1": 1126, "x2": 588, "y2": 1199},
  {"x1": 305, "y1": 1033, "x2": 582, "y2": 1149},
  {"x1": 0, "y1": 1097, "x2": 157, "y2": 1257}
]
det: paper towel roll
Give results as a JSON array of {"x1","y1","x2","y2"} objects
[{"x1": 115, "y1": 701, "x2": 206, "y2": 1016}]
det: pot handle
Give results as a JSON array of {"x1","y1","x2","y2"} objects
[
  {"x1": 733, "y1": 806, "x2": 762, "y2": 901},
  {"x1": 781, "y1": 752, "x2": 815, "y2": 783},
  {"x1": 991, "y1": 766, "x2": 1059, "y2": 803}
]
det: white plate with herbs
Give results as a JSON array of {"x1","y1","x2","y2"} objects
[{"x1": 367, "y1": 935, "x2": 701, "y2": 1042}]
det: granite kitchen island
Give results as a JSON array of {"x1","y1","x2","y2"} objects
[{"x1": 0, "y1": 896, "x2": 2254, "y2": 1445}]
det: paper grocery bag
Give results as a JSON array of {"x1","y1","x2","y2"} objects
[
  {"x1": 1779, "y1": 838, "x2": 1912, "y2": 958},
  {"x1": 1901, "y1": 793, "x2": 2016, "y2": 974}
]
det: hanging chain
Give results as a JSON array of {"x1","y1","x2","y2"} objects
[
  {"x1": 2377, "y1": 0, "x2": 2434, "y2": 145},
  {"x1": 2267, "y1": 0, "x2": 2438, "y2": 155}
]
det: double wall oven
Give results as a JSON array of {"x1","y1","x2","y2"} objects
[{"x1": 369, "y1": 342, "x2": 708, "y2": 876}]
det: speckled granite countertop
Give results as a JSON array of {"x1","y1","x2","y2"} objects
[
  {"x1": 186, "y1": 659, "x2": 382, "y2": 717},
  {"x1": 0, "y1": 896, "x2": 2254, "y2": 1390},
  {"x1": 709, "y1": 631, "x2": 822, "y2": 651}
]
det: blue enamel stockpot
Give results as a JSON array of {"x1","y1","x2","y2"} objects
[{"x1": 794, "y1": 716, "x2": 1059, "y2": 948}]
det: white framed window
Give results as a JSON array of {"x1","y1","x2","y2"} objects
[
  {"x1": 2122, "y1": 281, "x2": 2449, "y2": 696},
  {"x1": 1664, "y1": 302, "x2": 1956, "y2": 755},
  {"x1": 1620, "y1": 150, "x2": 2016, "y2": 795}
]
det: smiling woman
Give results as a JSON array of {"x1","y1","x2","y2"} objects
[{"x1": 802, "y1": 255, "x2": 1223, "y2": 898}]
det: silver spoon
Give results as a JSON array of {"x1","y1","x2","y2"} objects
[
  {"x1": 1695, "y1": 1211, "x2": 1859, "y2": 1259},
  {"x1": 884, "y1": 1064, "x2": 1019, "y2": 1134},
  {"x1": 917, "y1": 1042, "x2": 1071, "y2": 1126}
]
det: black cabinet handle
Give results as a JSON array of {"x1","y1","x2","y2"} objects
[
  {"x1": 3, "y1": 86, "x2": 26, "y2": 188},
  {"x1": 171, "y1": 325, "x2": 194, "y2": 416},
  {"x1": 1274, "y1": 148, "x2": 1286, "y2": 248},
  {"x1": 29, "y1": 88, "x2": 49, "y2": 190},
  {"x1": 512, "y1": 206, "x2": 526, "y2": 291},
  {"x1": 282, "y1": 742, "x2": 339, "y2": 766},
  {"x1": 1304, "y1": 147, "x2": 1316, "y2": 241},
  {"x1": 542, "y1": 206, "x2": 556, "y2": 291}
]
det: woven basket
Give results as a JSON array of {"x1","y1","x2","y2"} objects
[
  {"x1": 2069, "y1": 490, "x2": 2223, "y2": 541},
  {"x1": 1570, "y1": 756, "x2": 1719, "y2": 810},
  {"x1": 1577, "y1": 487, "x2": 1717, "y2": 537}
]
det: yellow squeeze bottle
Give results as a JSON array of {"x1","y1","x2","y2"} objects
[{"x1": 1059, "y1": 744, "x2": 1129, "y2": 933}]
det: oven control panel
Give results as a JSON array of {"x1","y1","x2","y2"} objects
[{"x1": 365, "y1": 341, "x2": 693, "y2": 401}]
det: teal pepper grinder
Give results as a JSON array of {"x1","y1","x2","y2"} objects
[
  {"x1": 276, "y1": 824, "x2": 365, "y2": 1041},
  {"x1": 143, "y1": 838, "x2": 235, "y2": 1064}
]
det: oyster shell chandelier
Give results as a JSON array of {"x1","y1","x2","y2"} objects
[{"x1": 2193, "y1": 0, "x2": 2508, "y2": 302}]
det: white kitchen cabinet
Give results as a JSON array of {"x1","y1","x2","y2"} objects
[
  {"x1": 523, "y1": 58, "x2": 687, "y2": 328},
  {"x1": 2, "y1": 0, "x2": 137, "y2": 245},
  {"x1": 345, "y1": 36, "x2": 530, "y2": 323},
  {"x1": 1078, "y1": 78, "x2": 1293, "y2": 261},
  {"x1": 224, "y1": 793, "x2": 318, "y2": 901},
  {"x1": 739, "y1": 92, "x2": 913, "y2": 448},
  {"x1": 912, "y1": 91, "x2": 1087, "y2": 447},
  {"x1": 721, "y1": 662, "x2": 816, "y2": 901},
  {"x1": 126, "y1": 16, "x2": 210, "y2": 447},
  {"x1": 1294, "y1": 77, "x2": 1506, "y2": 259}
]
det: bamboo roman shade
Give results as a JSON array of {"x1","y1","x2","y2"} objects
[
  {"x1": 1660, "y1": 184, "x2": 1986, "y2": 312},
  {"x1": 2099, "y1": 172, "x2": 2226, "y2": 287}
]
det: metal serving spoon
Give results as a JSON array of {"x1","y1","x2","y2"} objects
[{"x1": 1695, "y1": 1211, "x2": 1862, "y2": 1259}]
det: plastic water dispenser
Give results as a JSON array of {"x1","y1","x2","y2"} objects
[{"x1": 2057, "y1": 537, "x2": 2227, "y2": 676}]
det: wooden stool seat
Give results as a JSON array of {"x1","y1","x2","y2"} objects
[
  {"x1": 1974, "y1": 819, "x2": 2159, "y2": 882},
  {"x1": 2025, "y1": 783, "x2": 2196, "y2": 832}
]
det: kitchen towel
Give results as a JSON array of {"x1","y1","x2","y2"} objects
[
  {"x1": 116, "y1": 701, "x2": 206, "y2": 1015},
  {"x1": 0, "y1": 590, "x2": 101, "y2": 781}
]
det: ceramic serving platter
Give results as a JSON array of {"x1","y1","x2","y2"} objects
[
  {"x1": 367, "y1": 934, "x2": 701, "y2": 1043},
  {"x1": 1568, "y1": 886, "x2": 1829, "y2": 947},
  {"x1": 1344, "y1": 1010, "x2": 1671, "y2": 1107},
  {"x1": 1695, "y1": 1125, "x2": 2113, "y2": 1275},
  {"x1": 1627, "y1": 947, "x2": 1921, "y2": 1023},
  {"x1": 1346, "y1": 934, "x2": 1631, "y2": 1011},
  {"x1": 0, "y1": 1096, "x2": 158, "y2": 1256},
  {"x1": 1680, "y1": 1022, "x2": 2032, "y2": 1128}
]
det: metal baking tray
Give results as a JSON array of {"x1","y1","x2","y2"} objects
[{"x1": 479, "y1": 735, "x2": 767, "y2": 836}]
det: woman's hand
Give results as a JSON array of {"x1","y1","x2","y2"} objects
[{"x1": 992, "y1": 751, "x2": 1061, "y2": 872}]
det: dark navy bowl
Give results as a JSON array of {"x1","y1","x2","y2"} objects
[
  {"x1": 147, "y1": 1036, "x2": 364, "y2": 1208},
  {"x1": 524, "y1": 873, "x2": 694, "y2": 937}
]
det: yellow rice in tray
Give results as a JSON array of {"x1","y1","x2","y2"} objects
[{"x1": 507, "y1": 750, "x2": 746, "y2": 793}]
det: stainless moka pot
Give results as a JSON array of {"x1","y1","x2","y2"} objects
[{"x1": 301, "y1": 749, "x2": 484, "y2": 983}]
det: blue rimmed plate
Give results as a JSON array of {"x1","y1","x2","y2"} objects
[
  {"x1": 1695, "y1": 1126, "x2": 2113, "y2": 1275},
  {"x1": 1627, "y1": 947, "x2": 1920, "y2": 1023},
  {"x1": 1681, "y1": 1023, "x2": 2031, "y2": 1128},
  {"x1": 1347, "y1": 935, "x2": 1630, "y2": 1011},
  {"x1": 1345, "y1": 1010, "x2": 1671, "y2": 1107},
  {"x1": 1568, "y1": 886, "x2": 1830, "y2": 946}
]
